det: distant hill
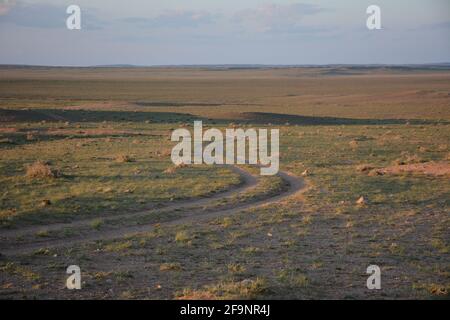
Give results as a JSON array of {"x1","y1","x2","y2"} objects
[{"x1": 1, "y1": 63, "x2": 450, "y2": 71}]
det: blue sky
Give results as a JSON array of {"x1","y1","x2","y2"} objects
[{"x1": 0, "y1": 0, "x2": 449, "y2": 66}]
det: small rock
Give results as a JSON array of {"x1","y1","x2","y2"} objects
[
  {"x1": 431, "y1": 286, "x2": 447, "y2": 296},
  {"x1": 41, "y1": 199, "x2": 52, "y2": 206},
  {"x1": 368, "y1": 169, "x2": 384, "y2": 176},
  {"x1": 240, "y1": 279, "x2": 253, "y2": 286},
  {"x1": 356, "y1": 196, "x2": 366, "y2": 205},
  {"x1": 349, "y1": 140, "x2": 359, "y2": 149}
]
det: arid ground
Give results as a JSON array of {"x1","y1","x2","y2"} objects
[{"x1": 0, "y1": 66, "x2": 449, "y2": 299}]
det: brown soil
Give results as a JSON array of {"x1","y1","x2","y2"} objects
[{"x1": 375, "y1": 161, "x2": 450, "y2": 176}]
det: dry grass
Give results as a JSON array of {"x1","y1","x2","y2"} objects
[
  {"x1": 349, "y1": 140, "x2": 359, "y2": 150},
  {"x1": 0, "y1": 262, "x2": 40, "y2": 281},
  {"x1": 174, "y1": 230, "x2": 192, "y2": 244},
  {"x1": 164, "y1": 166, "x2": 177, "y2": 175},
  {"x1": 90, "y1": 218, "x2": 103, "y2": 230},
  {"x1": 104, "y1": 240, "x2": 133, "y2": 252},
  {"x1": 25, "y1": 161, "x2": 57, "y2": 179},
  {"x1": 164, "y1": 163, "x2": 188, "y2": 175},
  {"x1": 159, "y1": 263, "x2": 182, "y2": 271},
  {"x1": 0, "y1": 66, "x2": 449, "y2": 300},
  {"x1": 177, "y1": 278, "x2": 267, "y2": 300},
  {"x1": 393, "y1": 153, "x2": 425, "y2": 166},
  {"x1": 115, "y1": 154, "x2": 133, "y2": 163},
  {"x1": 176, "y1": 290, "x2": 219, "y2": 300},
  {"x1": 227, "y1": 263, "x2": 246, "y2": 274},
  {"x1": 356, "y1": 164, "x2": 376, "y2": 173}
]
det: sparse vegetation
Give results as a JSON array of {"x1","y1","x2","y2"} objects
[
  {"x1": 115, "y1": 154, "x2": 133, "y2": 163},
  {"x1": 175, "y1": 230, "x2": 192, "y2": 244},
  {"x1": 0, "y1": 66, "x2": 448, "y2": 300},
  {"x1": 25, "y1": 161, "x2": 57, "y2": 179},
  {"x1": 90, "y1": 218, "x2": 103, "y2": 230},
  {"x1": 160, "y1": 263, "x2": 182, "y2": 271},
  {"x1": 104, "y1": 240, "x2": 133, "y2": 252}
]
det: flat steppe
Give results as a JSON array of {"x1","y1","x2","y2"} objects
[{"x1": 0, "y1": 66, "x2": 448, "y2": 299}]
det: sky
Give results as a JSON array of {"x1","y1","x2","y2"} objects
[{"x1": 0, "y1": 0, "x2": 449, "y2": 66}]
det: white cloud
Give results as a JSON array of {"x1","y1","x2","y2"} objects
[
  {"x1": 122, "y1": 9, "x2": 217, "y2": 29},
  {"x1": 233, "y1": 3, "x2": 326, "y2": 34}
]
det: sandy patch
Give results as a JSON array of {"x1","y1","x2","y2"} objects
[
  {"x1": 0, "y1": 127, "x2": 19, "y2": 133},
  {"x1": 375, "y1": 161, "x2": 450, "y2": 176}
]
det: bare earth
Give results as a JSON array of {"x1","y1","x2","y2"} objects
[{"x1": 377, "y1": 161, "x2": 450, "y2": 176}]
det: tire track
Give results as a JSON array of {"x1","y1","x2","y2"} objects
[
  {"x1": 0, "y1": 166, "x2": 257, "y2": 240},
  {"x1": 0, "y1": 167, "x2": 305, "y2": 256}
]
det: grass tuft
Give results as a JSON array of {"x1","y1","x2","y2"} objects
[
  {"x1": 25, "y1": 161, "x2": 58, "y2": 179},
  {"x1": 115, "y1": 154, "x2": 133, "y2": 163}
]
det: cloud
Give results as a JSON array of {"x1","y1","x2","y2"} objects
[
  {"x1": 233, "y1": 3, "x2": 327, "y2": 34},
  {"x1": 0, "y1": 0, "x2": 16, "y2": 16},
  {"x1": 117, "y1": 3, "x2": 329, "y2": 39},
  {"x1": 0, "y1": 2, "x2": 104, "y2": 30},
  {"x1": 122, "y1": 9, "x2": 216, "y2": 29}
]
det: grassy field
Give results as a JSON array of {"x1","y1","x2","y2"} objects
[{"x1": 0, "y1": 66, "x2": 449, "y2": 299}]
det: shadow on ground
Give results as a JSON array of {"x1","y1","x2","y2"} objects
[
  {"x1": 237, "y1": 112, "x2": 447, "y2": 126},
  {"x1": 1, "y1": 108, "x2": 446, "y2": 126}
]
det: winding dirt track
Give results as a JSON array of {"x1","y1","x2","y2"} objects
[{"x1": 0, "y1": 166, "x2": 305, "y2": 256}]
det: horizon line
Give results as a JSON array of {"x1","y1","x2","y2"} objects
[{"x1": 1, "y1": 62, "x2": 450, "y2": 69}]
